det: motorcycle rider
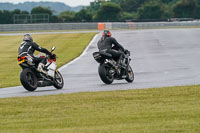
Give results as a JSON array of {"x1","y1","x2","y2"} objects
[
  {"x1": 18, "y1": 34, "x2": 51, "y2": 74},
  {"x1": 97, "y1": 30, "x2": 126, "y2": 67}
]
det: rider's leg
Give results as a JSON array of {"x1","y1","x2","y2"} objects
[
  {"x1": 34, "y1": 57, "x2": 47, "y2": 74},
  {"x1": 106, "y1": 49, "x2": 123, "y2": 74},
  {"x1": 106, "y1": 49, "x2": 126, "y2": 66}
]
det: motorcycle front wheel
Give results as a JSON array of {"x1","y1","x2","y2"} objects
[
  {"x1": 125, "y1": 65, "x2": 134, "y2": 83},
  {"x1": 20, "y1": 68, "x2": 38, "y2": 91},
  {"x1": 98, "y1": 63, "x2": 114, "y2": 84},
  {"x1": 53, "y1": 70, "x2": 64, "y2": 89}
]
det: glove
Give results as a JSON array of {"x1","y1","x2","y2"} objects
[
  {"x1": 50, "y1": 53, "x2": 56, "y2": 59},
  {"x1": 125, "y1": 49, "x2": 129, "y2": 52},
  {"x1": 124, "y1": 49, "x2": 130, "y2": 55}
]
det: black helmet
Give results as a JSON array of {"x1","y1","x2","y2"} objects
[
  {"x1": 103, "y1": 30, "x2": 111, "y2": 37},
  {"x1": 23, "y1": 34, "x2": 33, "y2": 42}
]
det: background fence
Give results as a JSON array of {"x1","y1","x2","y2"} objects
[
  {"x1": 0, "y1": 21, "x2": 200, "y2": 32},
  {"x1": 105, "y1": 21, "x2": 200, "y2": 29},
  {"x1": 0, "y1": 23, "x2": 98, "y2": 32}
]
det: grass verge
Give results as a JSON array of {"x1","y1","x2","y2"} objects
[
  {"x1": 0, "y1": 33, "x2": 97, "y2": 88},
  {"x1": 0, "y1": 85, "x2": 199, "y2": 133}
]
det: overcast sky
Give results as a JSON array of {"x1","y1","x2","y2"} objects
[{"x1": 0, "y1": 0, "x2": 95, "y2": 7}]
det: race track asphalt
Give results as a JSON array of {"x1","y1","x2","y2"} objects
[{"x1": 1, "y1": 28, "x2": 200, "y2": 98}]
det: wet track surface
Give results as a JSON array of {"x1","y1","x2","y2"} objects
[{"x1": 1, "y1": 29, "x2": 200, "y2": 98}]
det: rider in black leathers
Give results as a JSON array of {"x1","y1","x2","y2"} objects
[
  {"x1": 97, "y1": 30, "x2": 125, "y2": 66},
  {"x1": 18, "y1": 34, "x2": 51, "y2": 74}
]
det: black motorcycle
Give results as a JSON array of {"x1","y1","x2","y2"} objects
[
  {"x1": 17, "y1": 46, "x2": 64, "y2": 91},
  {"x1": 93, "y1": 49, "x2": 134, "y2": 84}
]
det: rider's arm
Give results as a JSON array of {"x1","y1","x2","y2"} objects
[
  {"x1": 32, "y1": 42, "x2": 51, "y2": 55},
  {"x1": 111, "y1": 37, "x2": 125, "y2": 51}
]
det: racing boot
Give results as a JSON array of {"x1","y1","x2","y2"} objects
[{"x1": 37, "y1": 63, "x2": 48, "y2": 75}]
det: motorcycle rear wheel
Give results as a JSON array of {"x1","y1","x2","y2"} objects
[
  {"x1": 125, "y1": 65, "x2": 134, "y2": 83},
  {"x1": 53, "y1": 70, "x2": 64, "y2": 89},
  {"x1": 98, "y1": 63, "x2": 114, "y2": 84},
  {"x1": 20, "y1": 68, "x2": 38, "y2": 91}
]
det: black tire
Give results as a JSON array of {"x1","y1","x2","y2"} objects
[
  {"x1": 20, "y1": 68, "x2": 38, "y2": 91},
  {"x1": 53, "y1": 70, "x2": 64, "y2": 89},
  {"x1": 125, "y1": 65, "x2": 134, "y2": 83},
  {"x1": 98, "y1": 63, "x2": 114, "y2": 84}
]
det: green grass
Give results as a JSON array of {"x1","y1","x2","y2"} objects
[
  {"x1": 0, "y1": 33, "x2": 97, "y2": 88},
  {"x1": 0, "y1": 85, "x2": 199, "y2": 133}
]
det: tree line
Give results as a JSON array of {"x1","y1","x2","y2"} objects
[{"x1": 1, "y1": 0, "x2": 200, "y2": 24}]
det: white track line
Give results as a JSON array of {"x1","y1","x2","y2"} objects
[{"x1": 59, "y1": 33, "x2": 100, "y2": 71}]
